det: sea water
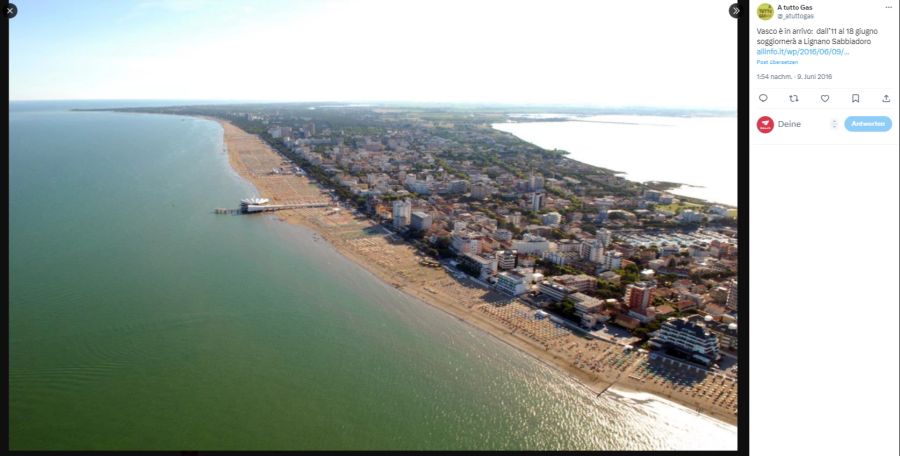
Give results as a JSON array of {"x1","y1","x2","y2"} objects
[{"x1": 9, "y1": 102, "x2": 737, "y2": 450}]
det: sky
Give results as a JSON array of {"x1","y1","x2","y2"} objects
[{"x1": 9, "y1": 0, "x2": 737, "y2": 109}]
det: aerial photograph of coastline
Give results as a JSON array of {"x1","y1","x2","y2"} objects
[{"x1": 8, "y1": 0, "x2": 740, "y2": 451}]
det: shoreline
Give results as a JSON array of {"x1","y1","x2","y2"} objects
[{"x1": 203, "y1": 116, "x2": 738, "y2": 427}]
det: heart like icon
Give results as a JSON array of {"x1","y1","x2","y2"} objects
[{"x1": 821, "y1": 95, "x2": 830, "y2": 102}]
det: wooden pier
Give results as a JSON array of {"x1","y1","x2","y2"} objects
[{"x1": 214, "y1": 200, "x2": 333, "y2": 215}]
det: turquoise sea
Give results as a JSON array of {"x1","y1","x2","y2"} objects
[{"x1": 8, "y1": 101, "x2": 737, "y2": 450}]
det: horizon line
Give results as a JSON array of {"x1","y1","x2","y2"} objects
[{"x1": 9, "y1": 98, "x2": 737, "y2": 112}]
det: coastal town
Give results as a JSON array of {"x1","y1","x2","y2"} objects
[{"x1": 114, "y1": 104, "x2": 739, "y2": 423}]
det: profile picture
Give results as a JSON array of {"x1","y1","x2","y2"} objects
[{"x1": 757, "y1": 3, "x2": 774, "y2": 20}]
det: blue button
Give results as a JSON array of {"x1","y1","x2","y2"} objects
[{"x1": 845, "y1": 116, "x2": 892, "y2": 132}]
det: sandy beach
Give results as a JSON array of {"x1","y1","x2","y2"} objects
[{"x1": 209, "y1": 117, "x2": 738, "y2": 426}]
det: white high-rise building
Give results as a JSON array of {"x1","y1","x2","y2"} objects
[
  {"x1": 587, "y1": 239, "x2": 605, "y2": 263},
  {"x1": 529, "y1": 174, "x2": 544, "y2": 191},
  {"x1": 392, "y1": 199, "x2": 412, "y2": 228},
  {"x1": 726, "y1": 279, "x2": 738, "y2": 311},
  {"x1": 541, "y1": 212, "x2": 562, "y2": 226},
  {"x1": 496, "y1": 250, "x2": 518, "y2": 270},
  {"x1": 410, "y1": 211, "x2": 433, "y2": 231},
  {"x1": 599, "y1": 251, "x2": 623, "y2": 272},
  {"x1": 596, "y1": 228, "x2": 612, "y2": 248},
  {"x1": 531, "y1": 192, "x2": 544, "y2": 212},
  {"x1": 650, "y1": 317, "x2": 720, "y2": 366},
  {"x1": 495, "y1": 271, "x2": 529, "y2": 296},
  {"x1": 511, "y1": 234, "x2": 551, "y2": 255}
]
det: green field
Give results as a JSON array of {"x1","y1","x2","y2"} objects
[{"x1": 654, "y1": 202, "x2": 703, "y2": 214}]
